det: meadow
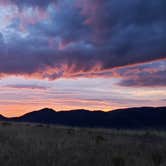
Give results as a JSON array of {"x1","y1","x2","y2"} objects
[{"x1": 0, "y1": 122, "x2": 166, "y2": 166}]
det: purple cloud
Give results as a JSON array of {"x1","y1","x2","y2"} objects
[
  {"x1": 116, "y1": 60, "x2": 166, "y2": 87},
  {"x1": 0, "y1": 0, "x2": 57, "y2": 8},
  {"x1": 0, "y1": 0, "x2": 165, "y2": 85}
]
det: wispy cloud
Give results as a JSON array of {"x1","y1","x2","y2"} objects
[{"x1": 4, "y1": 84, "x2": 47, "y2": 90}]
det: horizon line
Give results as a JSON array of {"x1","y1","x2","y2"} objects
[{"x1": 1, "y1": 106, "x2": 166, "y2": 118}]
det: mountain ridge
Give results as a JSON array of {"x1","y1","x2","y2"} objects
[{"x1": 1, "y1": 106, "x2": 166, "y2": 129}]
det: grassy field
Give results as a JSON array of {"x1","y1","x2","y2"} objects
[{"x1": 0, "y1": 122, "x2": 166, "y2": 166}]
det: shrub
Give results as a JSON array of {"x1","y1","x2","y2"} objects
[
  {"x1": 95, "y1": 135, "x2": 105, "y2": 144},
  {"x1": 112, "y1": 156, "x2": 125, "y2": 166},
  {"x1": 36, "y1": 124, "x2": 44, "y2": 128},
  {"x1": 151, "y1": 152, "x2": 163, "y2": 166},
  {"x1": 1, "y1": 122, "x2": 12, "y2": 126},
  {"x1": 67, "y1": 129, "x2": 75, "y2": 135}
]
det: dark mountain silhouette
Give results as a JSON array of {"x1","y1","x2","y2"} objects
[
  {"x1": 0, "y1": 115, "x2": 8, "y2": 121},
  {"x1": 4, "y1": 106, "x2": 166, "y2": 129}
]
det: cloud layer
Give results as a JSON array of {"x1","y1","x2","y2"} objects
[
  {"x1": 116, "y1": 60, "x2": 166, "y2": 87},
  {"x1": 0, "y1": 0, "x2": 165, "y2": 86}
]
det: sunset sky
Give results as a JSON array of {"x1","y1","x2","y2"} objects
[{"x1": 0, "y1": 0, "x2": 165, "y2": 117}]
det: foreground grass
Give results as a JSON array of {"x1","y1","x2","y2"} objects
[{"x1": 0, "y1": 122, "x2": 166, "y2": 166}]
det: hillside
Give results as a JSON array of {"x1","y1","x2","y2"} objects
[{"x1": 3, "y1": 106, "x2": 166, "y2": 129}]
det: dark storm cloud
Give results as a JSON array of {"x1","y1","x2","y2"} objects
[
  {"x1": 29, "y1": 1, "x2": 91, "y2": 45},
  {"x1": 0, "y1": 0, "x2": 165, "y2": 83}
]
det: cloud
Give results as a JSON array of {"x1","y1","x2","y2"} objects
[
  {"x1": 119, "y1": 70, "x2": 166, "y2": 87},
  {"x1": 116, "y1": 60, "x2": 166, "y2": 87},
  {"x1": 0, "y1": 0, "x2": 57, "y2": 8},
  {"x1": 4, "y1": 84, "x2": 47, "y2": 90},
  {"x1": 0, "y1": 0, "x2": 165, "y2": 82}
]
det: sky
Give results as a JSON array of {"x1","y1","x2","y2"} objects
[{"x1": 0, "y1": 0, "x2": 165, "y2": 117}]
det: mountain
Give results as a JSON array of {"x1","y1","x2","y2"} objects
[
  {"x1": 0, "y1": 114, "x2": 8, "y2": 121},
  {"x1": 12, "y1": 108, "x2": 57, "y2": 123},
  {"x1": 8, "y1": 106, "x2": 166, "y2": 129}
]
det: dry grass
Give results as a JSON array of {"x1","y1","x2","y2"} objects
[{"x1": 0, "y1": 122, "x2": 166, "y2": 166}]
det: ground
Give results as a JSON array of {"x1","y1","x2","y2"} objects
[{"x1": 0, "y1": 122, "x2": 166, "y2": 166}]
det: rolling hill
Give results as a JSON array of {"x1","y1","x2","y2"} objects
[{"x1": 2, "y1": 106, "x2": 165, "y2": 129}]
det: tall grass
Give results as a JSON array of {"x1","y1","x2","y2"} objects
[{"x1": 0, "y1": 122, "x2": 166, "y2": 166}]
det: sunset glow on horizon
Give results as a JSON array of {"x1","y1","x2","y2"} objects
[{"x1": 0, "y1": 0, "x2": 165, "y2": 117}]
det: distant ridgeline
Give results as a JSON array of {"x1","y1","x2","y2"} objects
[{"x1": 1, "y1": 107, "x2": 166, "y2": 129}]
